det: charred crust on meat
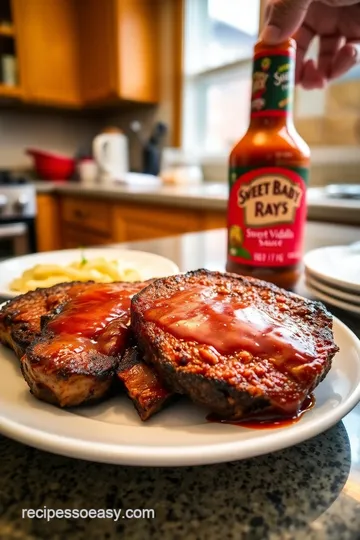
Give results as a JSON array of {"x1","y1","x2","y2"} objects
[
  {"x1": 0, "y1": 281, "x2": 93, "y2": 358},
  {"x1": 131, "y1": 269, "x2": 339, "y2": 420},
  {"x1": 117, "y1": 340, "x2": 173, "y2": 421}
]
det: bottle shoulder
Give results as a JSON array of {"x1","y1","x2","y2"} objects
[{"x1": 230, "y1": 122, "x2": 310, "y2": 165}]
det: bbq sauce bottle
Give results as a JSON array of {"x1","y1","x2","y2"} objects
[{"x1": 226, "y1": 38, "x2": 310, "y2": 290}]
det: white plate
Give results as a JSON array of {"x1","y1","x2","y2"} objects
[
  {"x1": 0, "y1": 318, "x2": 359, "y2": 466},
  {"x1": 305, "y1": 281, "x2": 360, "y2": 316},
  {"x1": 306, "y1": 273, "x2": 360, "y2": 306},
  {"x1": 0, "y1": 248, "x2": 180, "y2": 299},
  {"x1": 304, "y1": 244, "x2": 360, "y2": 293}
]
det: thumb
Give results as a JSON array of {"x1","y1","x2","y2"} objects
[{"x1": 260, "y1": 0, "x2": 312, "y2": 44}]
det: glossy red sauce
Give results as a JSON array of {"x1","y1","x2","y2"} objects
[
  {"x1": 207, "y1": 395, "x2": 315, "y2": 429},
  {"x1": 144, "y1": 286, "x2": 316, "y2": 363},
  {"x1": 47, "y1": 283, "x2": 145, "y2": 357}
]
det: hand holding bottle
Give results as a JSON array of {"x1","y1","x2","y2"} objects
[{"x1": 261, "y1": 0, "x2": 360, "y2": 88}]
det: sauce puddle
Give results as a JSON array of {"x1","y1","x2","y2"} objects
[{"x1": 207, "y1": 394, "x2": 315, "y2": 429}]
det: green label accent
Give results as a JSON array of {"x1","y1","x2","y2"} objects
[
  {"x1": 229, "y1": 166, "x2": 309, "y2": 187},
  {"x1": 251, "y1": 52, "x2": 294, "y2": 115}
]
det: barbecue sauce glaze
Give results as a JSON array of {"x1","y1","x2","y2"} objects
[
  {"x1": 47, "y1": 282, "x2": 145, "y2": 357},
  {"x1": 144, "y1": 284, "x2": 320, "y2": 425}
]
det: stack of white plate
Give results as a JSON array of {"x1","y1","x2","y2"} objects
[{"x1": 304, "y1": 242, "x2": 360, "y2": 315}]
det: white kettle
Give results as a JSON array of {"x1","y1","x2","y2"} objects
[{"x1": 92, "y1": 127, "x2": 129, "y2": 183}]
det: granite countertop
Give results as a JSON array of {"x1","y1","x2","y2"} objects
[
  {"x1": 32, "y1": 180, "x2": 360, "y2": 224},
  {"x1": 0, "y1": 223, "x2": 360, "y2": 539}
]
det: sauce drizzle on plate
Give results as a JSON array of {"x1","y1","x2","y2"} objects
[{"x1": 207, "y1": 394, "x2": 315, "y2": 429}]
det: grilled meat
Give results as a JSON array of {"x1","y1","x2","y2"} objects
[
  {"x1": 0, "y1": 282, "x2": 92, "y2": 358},
  {"x1": 117, "y1": 340, "x2": 173, "y2": 420},
  {"x1": 21, "y1": 282, "x2": 149, "y2": 407},
  {"x1": 1, "y1": 280, "x2": 172, "y2": 419},
  {"x1": 131, "y1": 269, "x2": 339, "y2": 420}
]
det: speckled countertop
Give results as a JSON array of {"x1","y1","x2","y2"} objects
[
  {"x1": 1, "y1": 224, "x2": 360, "y2": 539},
  {"x1": 32, "y1": 180, "x2": 360, "y2": 224}
]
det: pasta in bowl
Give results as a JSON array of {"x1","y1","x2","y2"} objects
[
  {"x1": 10, "y1": 256, "x2": 142, "y2": 293},
  {"x1": 1, "y1": 248, "x2": 180, "y2": 298}
]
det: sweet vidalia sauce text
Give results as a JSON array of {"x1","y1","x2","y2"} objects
[{"x1": 226, "y1": 38, "x2": 310, "y2": 290}]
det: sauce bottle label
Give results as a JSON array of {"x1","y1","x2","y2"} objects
[
  {"x1": 227, "y1": 166, "x2": 308, "y2": 267},
  {"x1": 251, "y1": 50, "x2": 294, "y2": 117}
]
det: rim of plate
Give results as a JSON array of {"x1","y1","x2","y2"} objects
[
  {"x1": 0, "y1": 316, "x2": 359, "y2": 467},
  {"x1": 304, "y1": 245, "x2": 360, "y2": 293}
]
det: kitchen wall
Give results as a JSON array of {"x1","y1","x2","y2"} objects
[
  {"x1": 0, "y1": 105, "x2": 168, "y2": 173},
  {"x1": 0, "y1": 109, "x2": 99, "y2": 170}
]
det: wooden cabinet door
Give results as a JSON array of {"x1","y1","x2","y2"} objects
[
  {"x1": 77, "y1": 0, "x2": 159, "y2": 105},
  {"x1": 113, "y1": 204, "x2": 202, "y2": 242},
  {"x1": 61, "y1": 197, "x2": 113, "y2": 236},
  {"x1": 117, "y1": 0, "x2": 160, "y2": 103},
  {"x1": 76, "y1": 0, "x2": 118, "y2": 104},
  {"x1": 35, "y1": 194, "x2": 61, "y2": 252},
  {"x1": 13, "y1": 0, "x2": 80, "y2": 106},
  {"x1": 61, "y1": 226, "x2": 113, "y2": 249}
]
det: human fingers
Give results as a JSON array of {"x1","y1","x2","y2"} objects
[
  {"x1": 318, "y1": 35, "x2": 344, "y2": 79},
  {"x1": 301, "y1": 59, "x2": 327, "y2": 89},
  {"x1": 261, "y1": 0, "x2": 313, "y2": 44},
  {"x1": 294, "y1": 24, "x2": 315, "y2": 83},
  {"x1": 329, "y1": 43, "x2": 359, "y2": 80}
]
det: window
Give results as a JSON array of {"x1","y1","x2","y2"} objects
[{"x1": 182, "y1": 0, "x2": 262, "y2": 154}]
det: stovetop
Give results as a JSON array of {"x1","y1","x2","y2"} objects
[
  {"x1": 0, "y1": 170, "x2": 29, "y2": 186},
  {"x1": 0, "y1": 171, "x2": 36, "y2": 219}
]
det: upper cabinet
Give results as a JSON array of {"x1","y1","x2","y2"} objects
[
  {"x1": 116, "y1": 0, "x2": 159, "y2": 104},
  {"x1": 12, "y1": 0, "x2": 80, "y2": 106},
  {"x1": 76, "y1": 0, "x2": 117, "y2": 104},
  {"x1": 3, "y1": 0, "x2": 160, "y2": 107},
  {"x1": 77, "y1": 0, "x2": 160, "y2": 105}
]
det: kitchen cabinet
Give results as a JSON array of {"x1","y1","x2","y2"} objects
[
  {"x1": 12, "y1": 0, "x2": 81, "y2": 106},
  {"x1": 60, "y1": 197, "x2": 113, "y2": 248},
  {"x1": 61, "y1": 198, "x2": 113, "y2": 237},
  {"x1": 75, "y1": 0, "x2": 116, "y2": 104},
  {"x1": 77, "y1": 0, "x2": 159, "y2": 104},
  {"x1": 112, "y1": 204, "x2": 203, "y2": 242},
  {"x1": 35, "y1": 194, "x2": 61, "y2": 252},
  {"x1": 52, "y1": 195, "x2": 226, "y2": 250},
  {"x1": 4, "y1": 0, "x2": 159, "y2": 107},
  {"x1": 61, "y1": 226, "x2": 113, "y2": 250},
  {"x1": 0, "y1": 0, "x2": 22, "y2": 99}
]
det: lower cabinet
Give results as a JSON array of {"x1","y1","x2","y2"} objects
[
  {"x1": 61, "y1": 226, "x2": 113, "y2": 249},
  {"x1": 36, "y1": 194, "x2": 227, "y2": 251},
  {"x1": 112, "y1": 204, "x2": 205, "y2": 242}
]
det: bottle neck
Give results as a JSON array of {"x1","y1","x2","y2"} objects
[
  {"x1": 248, "y1": 114, "x2": 294, "y2": 132},
  {"x1": 249, "y1": 47, "x2": 295, "y2": 129}
]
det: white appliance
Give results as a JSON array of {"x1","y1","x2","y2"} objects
[{"x1": 92, "y1": 128, "x2": 129, "y2": 184}]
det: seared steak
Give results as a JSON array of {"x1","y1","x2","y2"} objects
[
  {"x1": 0, "y1": 282, "x2": 92, "y2": 358},
  {"x1": 131, "y1": 269, "x2": 339, "y2": 420},
  {"x1": 21, "y1": 282, "x2": 149, "y2": 407},
  {"x1": 117, "y1": 340, "x2": 173, "y2": 420},
  {"x1": 1, "y1": 280, "x2": 172, "y2": 418}
]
